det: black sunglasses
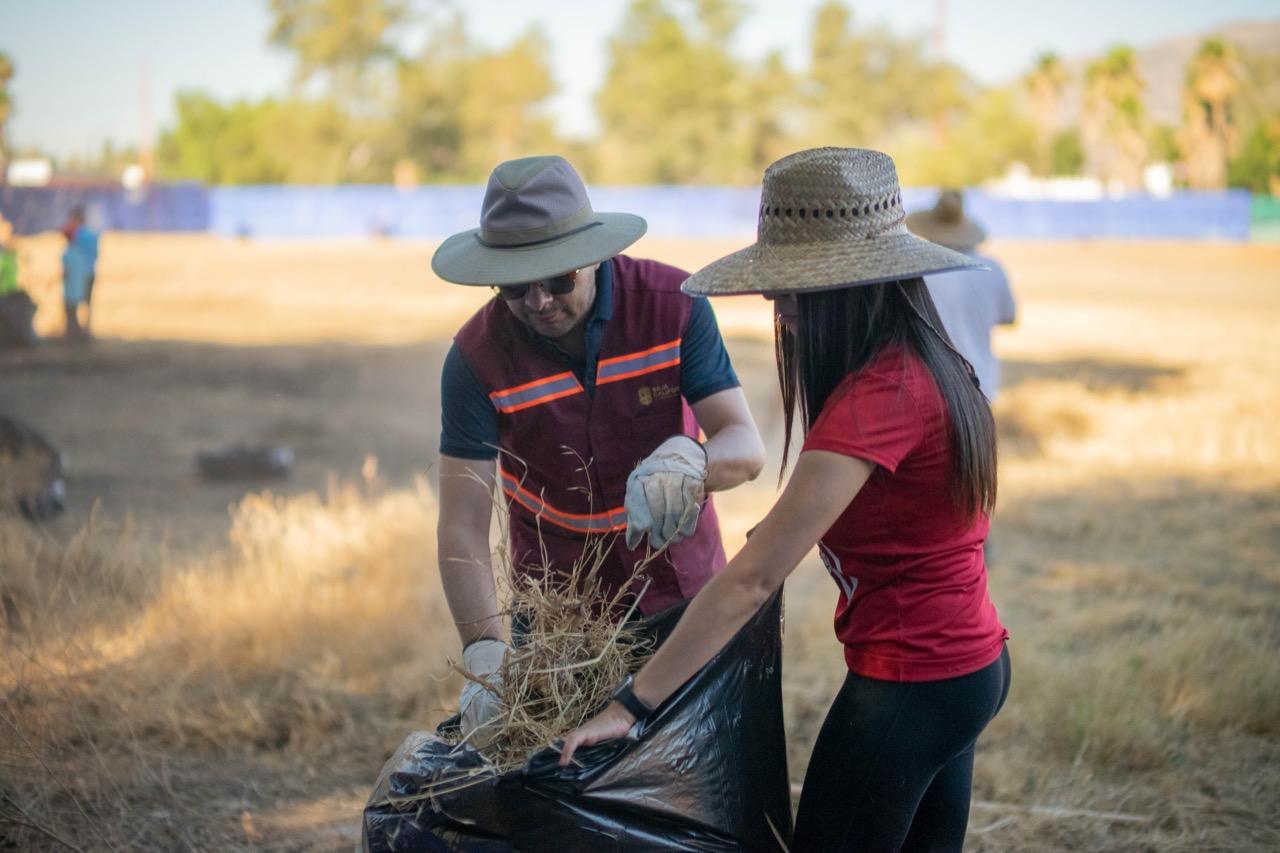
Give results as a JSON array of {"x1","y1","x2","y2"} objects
[{"x1": 496, "y1": 270, "x2": 579, "y2": 301}]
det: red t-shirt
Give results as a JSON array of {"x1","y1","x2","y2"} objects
[{"x1": 801, "y1": 344, "x2": 1008, "y2": 682}]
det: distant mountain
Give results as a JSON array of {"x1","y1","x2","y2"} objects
[{"x1": 1053, "y1": 19, "x2": 1280, "y2": 127}]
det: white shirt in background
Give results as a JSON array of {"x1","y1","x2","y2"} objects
[{"x1": 925, "y1": 252, "x2": 1016, "y2": 401}]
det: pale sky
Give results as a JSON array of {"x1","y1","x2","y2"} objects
[{"x1": 3, "y1": 0, "x2": 1278, "y2": 158}]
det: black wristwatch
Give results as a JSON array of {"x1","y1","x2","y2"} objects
[{"x1": 610, "y1": 674, "x2": 655, "y2": 722}]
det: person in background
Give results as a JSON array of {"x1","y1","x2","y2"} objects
[
  {"x1": 906, "y1": 189, "x2": 1016, "y2": 401},
  {"x1": 0, "y1": 211, "x2": 18, "y2": 297},
  {"x1": 0, "y1": 211, "x2": 41, "y2": 348},
  {"x1": 62, "y1": 206, "x2": 100, "y2": 337},
  {"x1": 61, "y1": 226, "x2": 90, "y2": 343},
  {"x1": 561, "y1": 148, "x2": 1011, "y2": 853},
  {"x1": 430, "y1": 155, "x2": 765, "y2": 744}
]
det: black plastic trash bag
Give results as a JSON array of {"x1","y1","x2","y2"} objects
[{"x1": 362, "y1": 593, "x2": 791, "y2": 852}]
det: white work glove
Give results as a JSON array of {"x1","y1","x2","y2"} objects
[
  {"x1": 459, "y1": 638, "x2": 507, "y2": 747},
  {"x1": 624, "y1": 435, "x2": 708, "y2": 551}
]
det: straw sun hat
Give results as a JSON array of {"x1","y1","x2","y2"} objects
[
  {"x1": 682, "y1": 147, "x2": 982, "y2": 297},
  {"x1": 904, "y1": 189, "x2": 987, "y2": 251}
]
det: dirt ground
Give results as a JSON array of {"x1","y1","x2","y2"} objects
[{"x1": 2, "y1": 233, "x2": 1278, "y2": 850}]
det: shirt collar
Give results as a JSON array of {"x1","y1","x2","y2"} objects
[{"x1": 590, "y1": 258, "x2": 614, "y2": 324}]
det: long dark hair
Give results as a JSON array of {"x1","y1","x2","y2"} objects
[{"x1": 775, "y1": 277, "x2": 997, "y2": 519}]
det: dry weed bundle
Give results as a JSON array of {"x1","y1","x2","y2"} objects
[
  {"x1": 452, "y1": 535, "x2": 657, "y2": 773},
  {"x1": 444, "y1": 461, "x2": 675, "y2": 775}
]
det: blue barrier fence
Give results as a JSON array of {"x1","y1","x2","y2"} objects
[
  {"x1": 0, "y1": 183, "x2": 1257, "y2": 241},
  {"x1": 208, "y1": 185, "x2": 1256, "y2": 241},
  {"x1": 0, "y1": 183, "x2": 209, "y2": 235},
  {"x1": 207, "y1": 185, "x2": 480, "y2": 238},
  {"x1": 958, "y1": 190, "x2": 1252, "y2": 241}
]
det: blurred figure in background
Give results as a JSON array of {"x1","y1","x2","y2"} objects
[
  {"x1": 61, "y1": 225, "x2": 90, "y2": 343},
  {"x1": 906, "y1": 190, "x2": 1016, "y2": 401},
  {"x1": 0, "y1": 211, "x2": 17, "y2": 297},
  {"x1": 0, "y1": 210, "x2": 39, "y2": 348},
  {"x1": 62, "y1": 206, "x2": 100, "y2": 337}
]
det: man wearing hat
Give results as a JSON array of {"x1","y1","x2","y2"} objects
[
  {"x1": 432, "y1": 155, "x2": 766, "y2": 740},
  {"x1": 906, "y1": 189, "x2": 1016, "y2": 401}
]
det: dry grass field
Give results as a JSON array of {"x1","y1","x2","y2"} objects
[{"x1": 1, "y1": 233, "x2": 1277, "y2": 850}]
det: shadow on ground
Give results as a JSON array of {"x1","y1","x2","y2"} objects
[{"x1": 1002, "y1": 357, "x2": 1186, "y2": 395}]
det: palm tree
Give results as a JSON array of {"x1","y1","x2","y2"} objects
[
  {"x1": 1178, "y1": 39, "x2": 1241, "y2": 189},
  {"x1": 1082, "y1": 46, "x2": 1148, "y2": 191},
  {"x1": 1025, "y1": 52, "x2": 1066, "y2": 174}
]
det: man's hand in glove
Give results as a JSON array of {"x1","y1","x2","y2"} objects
[
  {"x1": 624, "y1": 435, "x2": 708, "y2": 550},
  {"x1": 459, "y1": 637, "x2": 507, "y2": 745}
]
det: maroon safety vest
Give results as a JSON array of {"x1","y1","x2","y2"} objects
[{"x1": 453, "y1": 255, "x2": 726, "y2": 614}]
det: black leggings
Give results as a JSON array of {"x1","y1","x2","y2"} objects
[{"x1": 793, "y1": 645, "x2": 1011, "y2": 853}]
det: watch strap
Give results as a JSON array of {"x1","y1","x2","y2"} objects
[{"x1": 611, "y1": 675, "x2": 654, "y2": 722}]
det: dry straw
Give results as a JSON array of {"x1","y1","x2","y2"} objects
[{"x1": 440, "y1": 456, "x2": 685, "y2": 778}]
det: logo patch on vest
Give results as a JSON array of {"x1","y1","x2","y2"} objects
[{"x1": 638, "y1": 383, "x2": 680, "y2": 406}]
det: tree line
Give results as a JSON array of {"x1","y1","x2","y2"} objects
[{"x1": 2, "y1": 0, "x2": 1278, "y2": 191}]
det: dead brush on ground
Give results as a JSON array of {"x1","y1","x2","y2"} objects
[{"x1": 0, "y1": 475, "x2": 454, "y2": 850}]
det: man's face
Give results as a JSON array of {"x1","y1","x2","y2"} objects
[{"x1": 500, "y1": 265, "x2": 598, "y2": 340}]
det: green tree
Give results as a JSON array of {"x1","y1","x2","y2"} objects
[
  {"x1": 1082, "y1": 46, "x2": 1148, "y2": 190},
  {"x1": 1150, "y1": 123, "x2": 1180, "y2": 163},
  {"x1": 1024, "y1": 52, "x2": 1067, "y2": 174},
  {"x1": 1234, "y1": 50, "x2": 1280, "y2": 132},
  {"x1": 393, "y1": 15, "x2": 559, "y2": 182},
  {"x1": 155, "y1": 93, "x2": 282, "y2": 184},
  {"x1": 1050, "y1": 128, "x2": 1085, "y2": 175},
  {"x1": 806, "y1": 0, "x2": 965, "y2": 150},
  {"x1": 267, "y1": 0, "x2": 409, "y2": 107},
  {"x1": 268, "y1": 99, "x2": 393, "y2": 183},
  {"x1": 739, "y1": 51, "x2": 799, "y2": 179},
  {"x1": 454, "y1": 29, "x2": 558, "y2": 178},
  {"x1": 595, "y1": 0, "x2": 754, "y2": 184},
  {"x1": 1223, "y1": 47, "x2": 1280, "y2": 191},
  {"x1": 1177, "y1": 39, "x2": 1242, "y2": 189},
  {"x1": 1228, "y1": 118, "x2": 1280, "y2": 193},
  {"x1": 896, "y1": 86, "x2": 1037, "y2": 186},
  {"x1": 391, "y1": 12, "x2": 469, "y2": 180},
  {"x1": 155, "y1": 91, "x2": 380, "y2": 184}
]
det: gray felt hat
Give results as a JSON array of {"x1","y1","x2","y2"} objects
[
  {"x1": 431, "y1": 156, "x2": 647, "y2": 286},
  {"x1": 682, "y1": 148, "x2": 982, "y2": 297}
]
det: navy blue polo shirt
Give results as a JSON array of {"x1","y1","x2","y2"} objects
[{"x1": 440, "y1": 259, "x2": 740, "y2": 460}]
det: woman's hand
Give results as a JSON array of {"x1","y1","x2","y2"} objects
[{"x1": 558, "y1": 702, "x2": 636, "y2": 766}]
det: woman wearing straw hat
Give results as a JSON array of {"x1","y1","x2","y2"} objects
[{"x1": 561, "y1": 148, "x2": 1011, "y2": 852}]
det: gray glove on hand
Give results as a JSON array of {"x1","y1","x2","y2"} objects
[
  {"x1": 624, "y1": 435, "x2": 708, "y2": 550},
  {"x1": 459, "y1": 638, "x2": 507, "y2": 746}
]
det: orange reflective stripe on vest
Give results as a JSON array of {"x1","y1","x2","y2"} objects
[
  {"x1": 500, "y1": 468, "x2": 627, "y2": 533},
  {"x1": 596, "y1": 338, "x2": 681, "y2": 386},
  {"x1": 488, "y1": 339, "x2": 680, "y2": 413},
  {"x1": 489, "y1": 371, "x2": 584, "y2": 413}
]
